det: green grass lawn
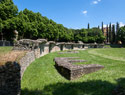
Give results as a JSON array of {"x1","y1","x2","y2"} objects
[
  {"x1": 21, "y1": 48, "x2": 125, "y2": 95},
  {"x1": 0, "y1": 47, "x2": 12, "y2": 56},
  {"x1": 88, "y1": 48, "x2": 125, "y2": 61}
]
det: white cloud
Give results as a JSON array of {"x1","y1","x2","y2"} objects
[
  {"x1": 119, "y1": 22, "x2": 125, "y2": 27},
  {"x1": 92, "y1": 0, "x2": 101, "y2": 5},
  {"x1": 93, "y1": 1, "x2": 98, "y2": 4},
  {"x1": 103, "y1": 24, "x2": 107, "y2": 28},
  {"x1": 82, "y1": 10, "x2": 87, "y2": 15}
]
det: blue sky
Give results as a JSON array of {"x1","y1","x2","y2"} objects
[{"x1": 13, "y1": 0, "x2": 125, "y2": 29}]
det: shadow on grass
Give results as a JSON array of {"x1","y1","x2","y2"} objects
[{"x1": 21, "y1": 78, "x2": 125, "y2": 95}]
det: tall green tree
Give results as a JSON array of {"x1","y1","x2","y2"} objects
[
  {"x1": 91, "y1": 28, "x2": 105, "y2": 43},
  {"x1": 0, "y1": 0, "x2": 18, "y2": 41},
  {"x1": 0, "y1": 19, "x2": 3, "y2": 40},
  {"x1": 112, "y1": 24, "x2": 115, "y2": 44},
  {"x1": 0, "y1": 19, "x2": 2, "y2": 33},
  {"x1": 117, "y1": 26, "x2": 125, "y2": 44},
  {"x1": 106, "y1": 24, "x2": 109, "y2": 43},
  {"x1": 0, "y1": 0, "x2": 106, "y2": 43},
  {"x1": 74, "y1": 28, "x2": 105, "y2": 43},
  {"x1": 88, "y1": 23, "x2": 90, "y2": 29},
  {"x1": 102, "y1": 22, "x2": 104, "y2": 33},
  {"x1": 116, "y1": 22, "x2": 120, "y2": 32},
  {"x1": 109, "y1": 23, "x2": 112, "y2": 43},
  {"x1": 116, "y1": 22, "x2": 120, "y2": 43},
  {"x1": 98, "y1": 25, "x2": 100, "y2": 29},
  {"x1": 0, "y1": 0, "x2": 18, "y2": 20}
]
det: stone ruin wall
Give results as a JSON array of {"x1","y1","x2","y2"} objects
[
  {"x1": 19, "y1": 51, "x2": 36, "y2": 78},
  {"x1": 0, "y1": 62, "x2": 20, "y2": 95},
  {"x1": 0, "y1": 39, "x2": 104, "y2": 95},
  {"x1": 13, "y1": 39, "x2": 104, "y2": 58},
  {"x1": 49, "y1": 43, "x2": 61, "y2": 53},
  {"x1": 0, "y1": 51, "x2": 36, "y2": 95}
]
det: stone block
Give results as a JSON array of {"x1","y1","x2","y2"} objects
[{"x1": 54, "y1": 57, "x2": 104, "y2": 80}]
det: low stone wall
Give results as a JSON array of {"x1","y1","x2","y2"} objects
[
  {"x1": 0, "y1": 50, "x2": 36, "y2": 95},
  {"x1": 13, "y1": 39, "x2": 104, "y2": 58},
  {"x1": 0, "y1": 62, "x2": 20, "y2": 95},
  {"x1": 19, "y1": 51, "x2": 36, "y2": 78},
  {"x1": 54, "y1": 57, "x2": 104, "y2": 80},
  {"x1": 49, "y1": 43, "x2": 61, "y2": 53}
]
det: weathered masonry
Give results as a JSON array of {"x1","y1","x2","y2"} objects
[
  {"x1": 0, "y1": 39, "x2": 104, "y2": 95},
  {"x1": 54, "y1": 57, "x2": 104, "y2": 80},
  {"x1": 13, "y1": 39, "x2": 104, "y2": 58}
]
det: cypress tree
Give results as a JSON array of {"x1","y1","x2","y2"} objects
[
  {"x1": 116, "y1": 22, "x2": 119, "y2": 43},
  {"x1": 106, "y1": 24, "x2": 109, "y2": 43},
  {"x1": 116, "y1": 22, "x2": 120, "y2": 33},
  {"x1": 98, "y1": 25, "x2": 100, "y2": 29},
  {"x1": 88, "y1": 23, "x2": 90, "y2": 29},
  {"x1": 112, "y1": 24, "x2": 115, "y2": 44},
  {"x1": 102, "y1": 22, "x2": 104, "y2": 33},
  {"x1": 109, "y1": 23, "x2": 112, "y2": 43}
]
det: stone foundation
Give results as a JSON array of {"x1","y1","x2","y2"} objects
[{"x1": 54, "y1": 57, "x2": 104, "y2": 80}]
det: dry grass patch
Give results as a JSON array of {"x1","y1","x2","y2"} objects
[{"x1": 0, "y1": 51, "x2": 27, "y2": 66}]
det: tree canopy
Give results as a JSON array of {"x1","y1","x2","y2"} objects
[
  {"x1": 117, "y1": 26, "x2": 125, "y2": 44},
  {"x1": 0, "y1": 0, "x2": 105, "y2": 43},
  {"x1": 0, "y1": 0, "x2": 18, "y2": 20}
]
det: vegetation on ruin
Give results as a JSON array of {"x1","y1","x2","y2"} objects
[
  {"x1": 0, "y1": 47, "x2": 26, "y2": 65},
  {"x1": 21, "y1": 48, "x2": 125, "y2": 95}
]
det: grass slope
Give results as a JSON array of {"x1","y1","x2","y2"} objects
[{"x1": 21, "y1": 48, "x2": 125, "y2": 95}]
